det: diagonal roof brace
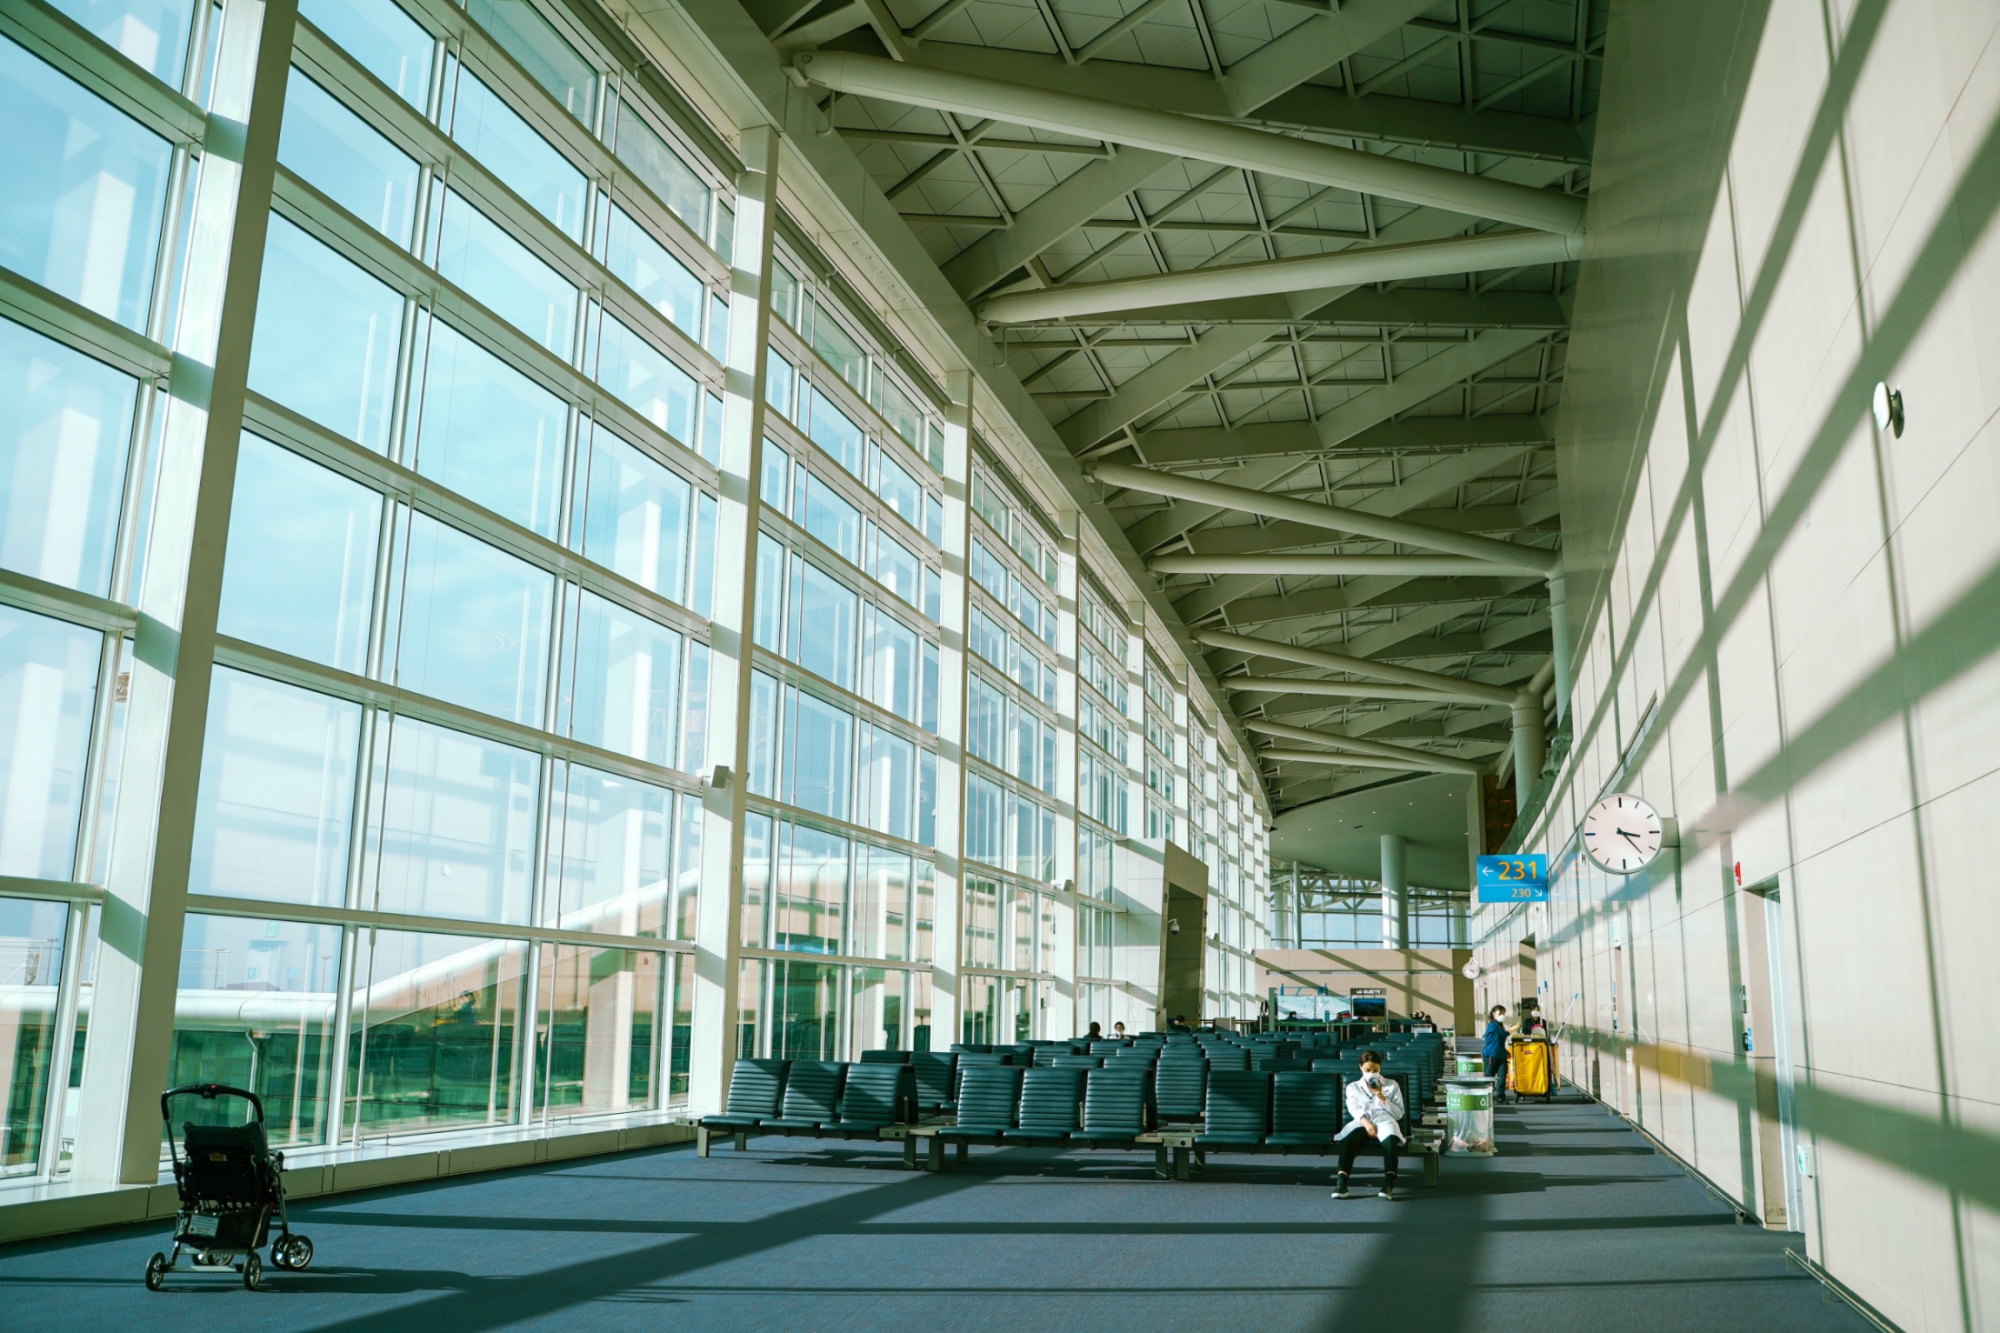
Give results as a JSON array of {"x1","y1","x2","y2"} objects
[
  {"x1": 1093, "y1": 462, "x2": 1559, "y2": 573},
  {"x1": 1198, "y1": 629, "x2": 1521, "y2": 705},
  {"x1": 1152, "y1": 553, "x2": 1551, "y2": 577},
  {"x1": 980, "y1": 229, "x2": 1583, "y2": 324},
  {"x1": 1222, "y1": 676, "x2": 1473, "y2": 705},
  {"x1": 1258, "y1": 748, "x2": 1471, "y2": 775},
  {"x1": 790, "y1": 51, "x2": 1589, "y2": 236},
  {"x1": 1242, "y1": 718, "x2": 1487, "y2": 776}
]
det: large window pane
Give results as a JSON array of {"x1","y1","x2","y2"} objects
[
  {"x1": 612, "y1": 100, "x2": 707, "y2": 235},
  {"x1": 218, "y1": 435, "x2": 379, "y2": 673},
  {"x1": 465, "y1": 0, "x2": 593, "y2": 124},
  {"x1": 602, "y1": 205, "x2": 700, "y2": 342},
  {"x1": 449, "y1": 69, "x2": 585, "y2": 241},
  {"x1": 788, "y1": 558, "x2": 855, "y2": 691},
  {"x1": 573, "y1": 427, "x2": 689, "y2": 602},
  {"x1": 346, "y1": 928, "x2": 526, "y2": 1137},
  {"x1": 299, "y1": 0, "x2": 431, "y2": 109},
  {"x1": 559, "y1": 588, "x2": 680, "y2": 767},
  {"x1": 870, "y1": 527, "x2": 920, "y2": 610},
  {"x1": 0, "y1": 606, "x2": 100, "y2": 879},
  {"x1": 798, "y1": 472, "x2": 859, "y2": 565},
  {"x1": 0, "y1": 37, "x2": 171, "y2": 330},
  {"x1": 769, "y1": 958, "x2": 839, "y2": 1061},
  {"x1": 864, "y1": 608, "x2": 917, "y2": 722},
  {"x1": 533, "y1": 944, "x2": 662, "y2": 1120},
  {"x1": 804, "y1": 386, "x2": 863, "y2": 477},
  {"x1": 0, "y1": 319, "x2": 134, "y2": 598},
  {"x1": 278, "y1": 71, "x2": 419, "y2": 244},
  {"x1": 782, "y1": 688, "x2": 849, "y2": 822},
  {"x1": 189, "y1": 668, "x2": 359, "y2": 908},
  {"x1": 47, "y1": 0, "x2": 195, "y2": 85},
  {"x1": 249, "y1": 216, "x2": 402, "y2": 453},
  {"x1": 0, "y1": 895, "x2": 71, "y2": 1175},
  {"x1": 775, "y1": 822, "x2": 843, "y2": 954},
  {"x1": 751, "y1": 532, "x2": 785, "y2": 653},
  {"x1": 856, "y1": 726, "x2": 911, "y2": 843},
  {"x1": 596, "y1": 313, "x2": 694, "y2": 446},
  {"x1": 394, "y1": 511, "x2": 552, "y2": 724},
  {"x1": 170, "y1": 915, "x2": 340, "y2": 1150},
  {"x1": 364, "y1": 714, "x2": 537, "y2": 924},
  {"x1": 412, "y1": 320, "x2": 566, "y2": 536},
  {"x1": 544, "y1": 762, "x2": 669, "y2": 936},
  {"x1": 433, "y1": 189, "x2": 575, "y2": 356},
  {"x1": 852, "y1": 846, "x2": 909, "y2": 962}
]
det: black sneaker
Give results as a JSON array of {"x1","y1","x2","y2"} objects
[
  {"x1": 1378, "y1": 1186, "x2": 1397, "y2": 1200},
  {"x1": 1330, "y1": 1182, "x2": 1350, "y2": 1199}
]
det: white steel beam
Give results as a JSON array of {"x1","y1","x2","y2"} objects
[
  {"x1": 1152, "y1": 553, "x2": 1549, "y2": 577},
  {"x1": 1259, "y1": 748, "x2": 1469, "y2": 774},
  {"x1": 980, "y1": 228, "x2": 1582, "y2": 323},
  {"x1": 1223, "y1": 676, "x2": 1466, "y2": 705},
  {"x1": 1094, "y1": 461, "x2": 1559, "y2": 572},
  {"x1": 1242, "y1": 718, "x2": 1486, "y2": 775},
  {"x1": 1198, "y1": 628, "x2": 1520, "y2": 704},
  {"x1": 791, "y1": 51, "x2": 1589, "y2": 234}
]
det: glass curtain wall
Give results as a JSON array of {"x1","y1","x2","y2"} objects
[{"x1": 0, "y1": 0, "x2": 1275, "y2": 1177}]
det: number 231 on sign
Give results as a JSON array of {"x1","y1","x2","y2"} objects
[{"x1": 1475, "y1": 854, "x2": 1548, "y2": 902}]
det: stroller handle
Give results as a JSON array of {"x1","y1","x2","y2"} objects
[{"x1": 160, "y1": 1083, "x2": 266, "y2": 1125}]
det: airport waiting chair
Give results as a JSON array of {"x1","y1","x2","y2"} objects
[
  {"x1": 1004, "y1": 1067, "x2": 1082, "y2": 1143},
  {"x1": 761, "y1": 1061, "x2": 847, "y2": 1133},
  {"x1": 1073, "y1": 1068, "x2": 1149, "y2": 1148},
  {"x1": 1264, "y1": 1071, "x2": 1342, "y2": 1149},
  {"x1": 827, "y1": 1062, "x2": 916, "y2": 1136},
  {"x1": 912, "y1": 1051, "x2": 958, "y2": 1116},
  {"x1": 859, "y1": 1049, "x2": 909, "y2": 1064},
  {"x1": 1195, "y1": 1071, "x2": 1271, "y2": 1148},
  {"x1": 1154, "y1": 1056, "x2": 1208, "y2": 1123},
  {"x1": 938, "y1": 1066, "x2": 1023, "y2": 1154},
  {"x1": 696, "y1": 1058, "x2": 789, "y2": 1153}
]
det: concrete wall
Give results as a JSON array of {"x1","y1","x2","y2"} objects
[
  {"x1": 1475, "y1": 1, "x2": 2000, "y2": 1328},
  {"x1": 1256, "y1": 949, "x2": 1475, "y2": 1032}
]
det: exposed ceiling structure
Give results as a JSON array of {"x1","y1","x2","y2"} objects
[{"x1": 755, "y1": 0, "x2": 1600, "y2": 847}]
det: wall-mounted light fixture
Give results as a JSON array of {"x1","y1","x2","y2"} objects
[{"x1": 1872, "y1": 382, "x2": 1906, "y2": 437}]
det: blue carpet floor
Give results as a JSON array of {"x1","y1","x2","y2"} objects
[{"x1": 0, "y1": 1091, "x2": 1868, "y2": 1332}]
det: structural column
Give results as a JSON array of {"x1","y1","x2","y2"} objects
[
  {"x1": 1380, "y1": 834, "x2": 1408, "y2": 950},
  {"x1": 1511, "y1": 690, "x2": 1546, "y2": 802},
  {"x1": 1048, "y1": 507, "x2": 1081, "y2": 1039},
  {"x1": 74, "y1": 0, "x2": 296, "y2": 1185},
  {"x1": 688, "y1": 124, "x2": 781, "y2": 1117},
  {"x1": 926, "y1": 369, "x2": 974, "y2": 1051}
]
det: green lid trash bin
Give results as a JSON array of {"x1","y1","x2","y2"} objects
[{"x1": 1443, "y1": 1076, "x2": 1497, "y2": 1155}]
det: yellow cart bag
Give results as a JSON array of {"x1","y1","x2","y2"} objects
[{"x1": 1509, "y1": 1037, "x2": 1555, "y2": 1101}]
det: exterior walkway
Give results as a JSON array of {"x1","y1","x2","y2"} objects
[{"x1": 0, "y1": 1092, "x2": 1868, "y2": 1332}]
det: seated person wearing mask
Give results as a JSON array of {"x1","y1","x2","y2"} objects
[{"x1": 1331, "y1": 1051, "x2": 1406, "y2": 1200}]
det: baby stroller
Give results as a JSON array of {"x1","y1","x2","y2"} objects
[{"x1": 146, "y1": 1083, "x2": 313, "y2": 1291}]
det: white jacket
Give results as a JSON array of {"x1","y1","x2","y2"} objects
[{"x1": 1335, "y1": 1073, "x2": 1406, "y2": 1142}]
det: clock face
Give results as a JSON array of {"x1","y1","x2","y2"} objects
[{"x1": 1582, "y1": 793, "x2": 1664, "y2": 874}]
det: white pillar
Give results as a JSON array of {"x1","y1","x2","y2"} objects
[
  {"x1": 1380, "y1": 834, "x2": 1408, "y2": 950},
  {"x1": 926, "y1": 369, "x2": 973, "y2": 1050},
  {"x1": 687, "y1": 124, "x2": 781, "y2": 1117},
  {"x1": 74, "y1": 0, "x2": 297, "y2": 1185}
]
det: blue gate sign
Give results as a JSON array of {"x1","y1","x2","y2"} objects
[{"x1": 1476, "y1": 854, "x2": 1548, "y2": 902}]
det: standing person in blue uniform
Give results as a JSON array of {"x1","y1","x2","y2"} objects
[{"x1": 1483, "y1": 1005, "x2": 1509, "y2": 1080}]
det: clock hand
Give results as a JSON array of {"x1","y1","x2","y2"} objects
[{"x1": 1619, "y1": 829, "x2": 1643, "y2": 847}]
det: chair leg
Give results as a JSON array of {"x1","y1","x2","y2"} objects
[
  {"x1": 696, "y1": 1127, "x2": 711, "y2": 1157},
  {"x1": 927, "y1": 1138, "x2": 944, "y2": 1172},
  {"x1": 1424, "y1": 1150, "x2": 1440, "y2": 1188},
  {"x1": 1155, "y1": 1145, "x2": 1170, "y2": 1178},
  {"x1": 1174, "y1": 1145, "x2": 1191, "y2": 1182},
  {"x1": 733, "y1": 1132, "x2": 748, "y2": 1151},
  {"x1": 903, "y1": 1136, "x2": 917, "y2": 1171}
]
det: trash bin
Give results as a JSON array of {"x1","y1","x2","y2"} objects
[
  {"x1": 1455, "y1": 1054, "x2": 1482, "y2": 1076},
  {"x1": 1443, "y1": 1076, "x2": 1497, "y2": 1155}
]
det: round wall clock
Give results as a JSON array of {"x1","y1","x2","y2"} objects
[{"x1": 1581, "y1": 793, "x2": 1665, "y2": 874}]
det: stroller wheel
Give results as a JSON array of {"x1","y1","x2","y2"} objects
[
  {"x1": 144, "y1": 1252, "x2": 168, "y2": 1291},
  {"x1": 278, "y1": 1234, "x2": 313, "y2": 1270},
  {"x1": 242, "y1": 1251, "x2": 262, "y2": 1290}
]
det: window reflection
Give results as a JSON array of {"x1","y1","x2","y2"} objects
[{"x1": 0, "y1": 36, "x2": 171, "y2": 331}]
